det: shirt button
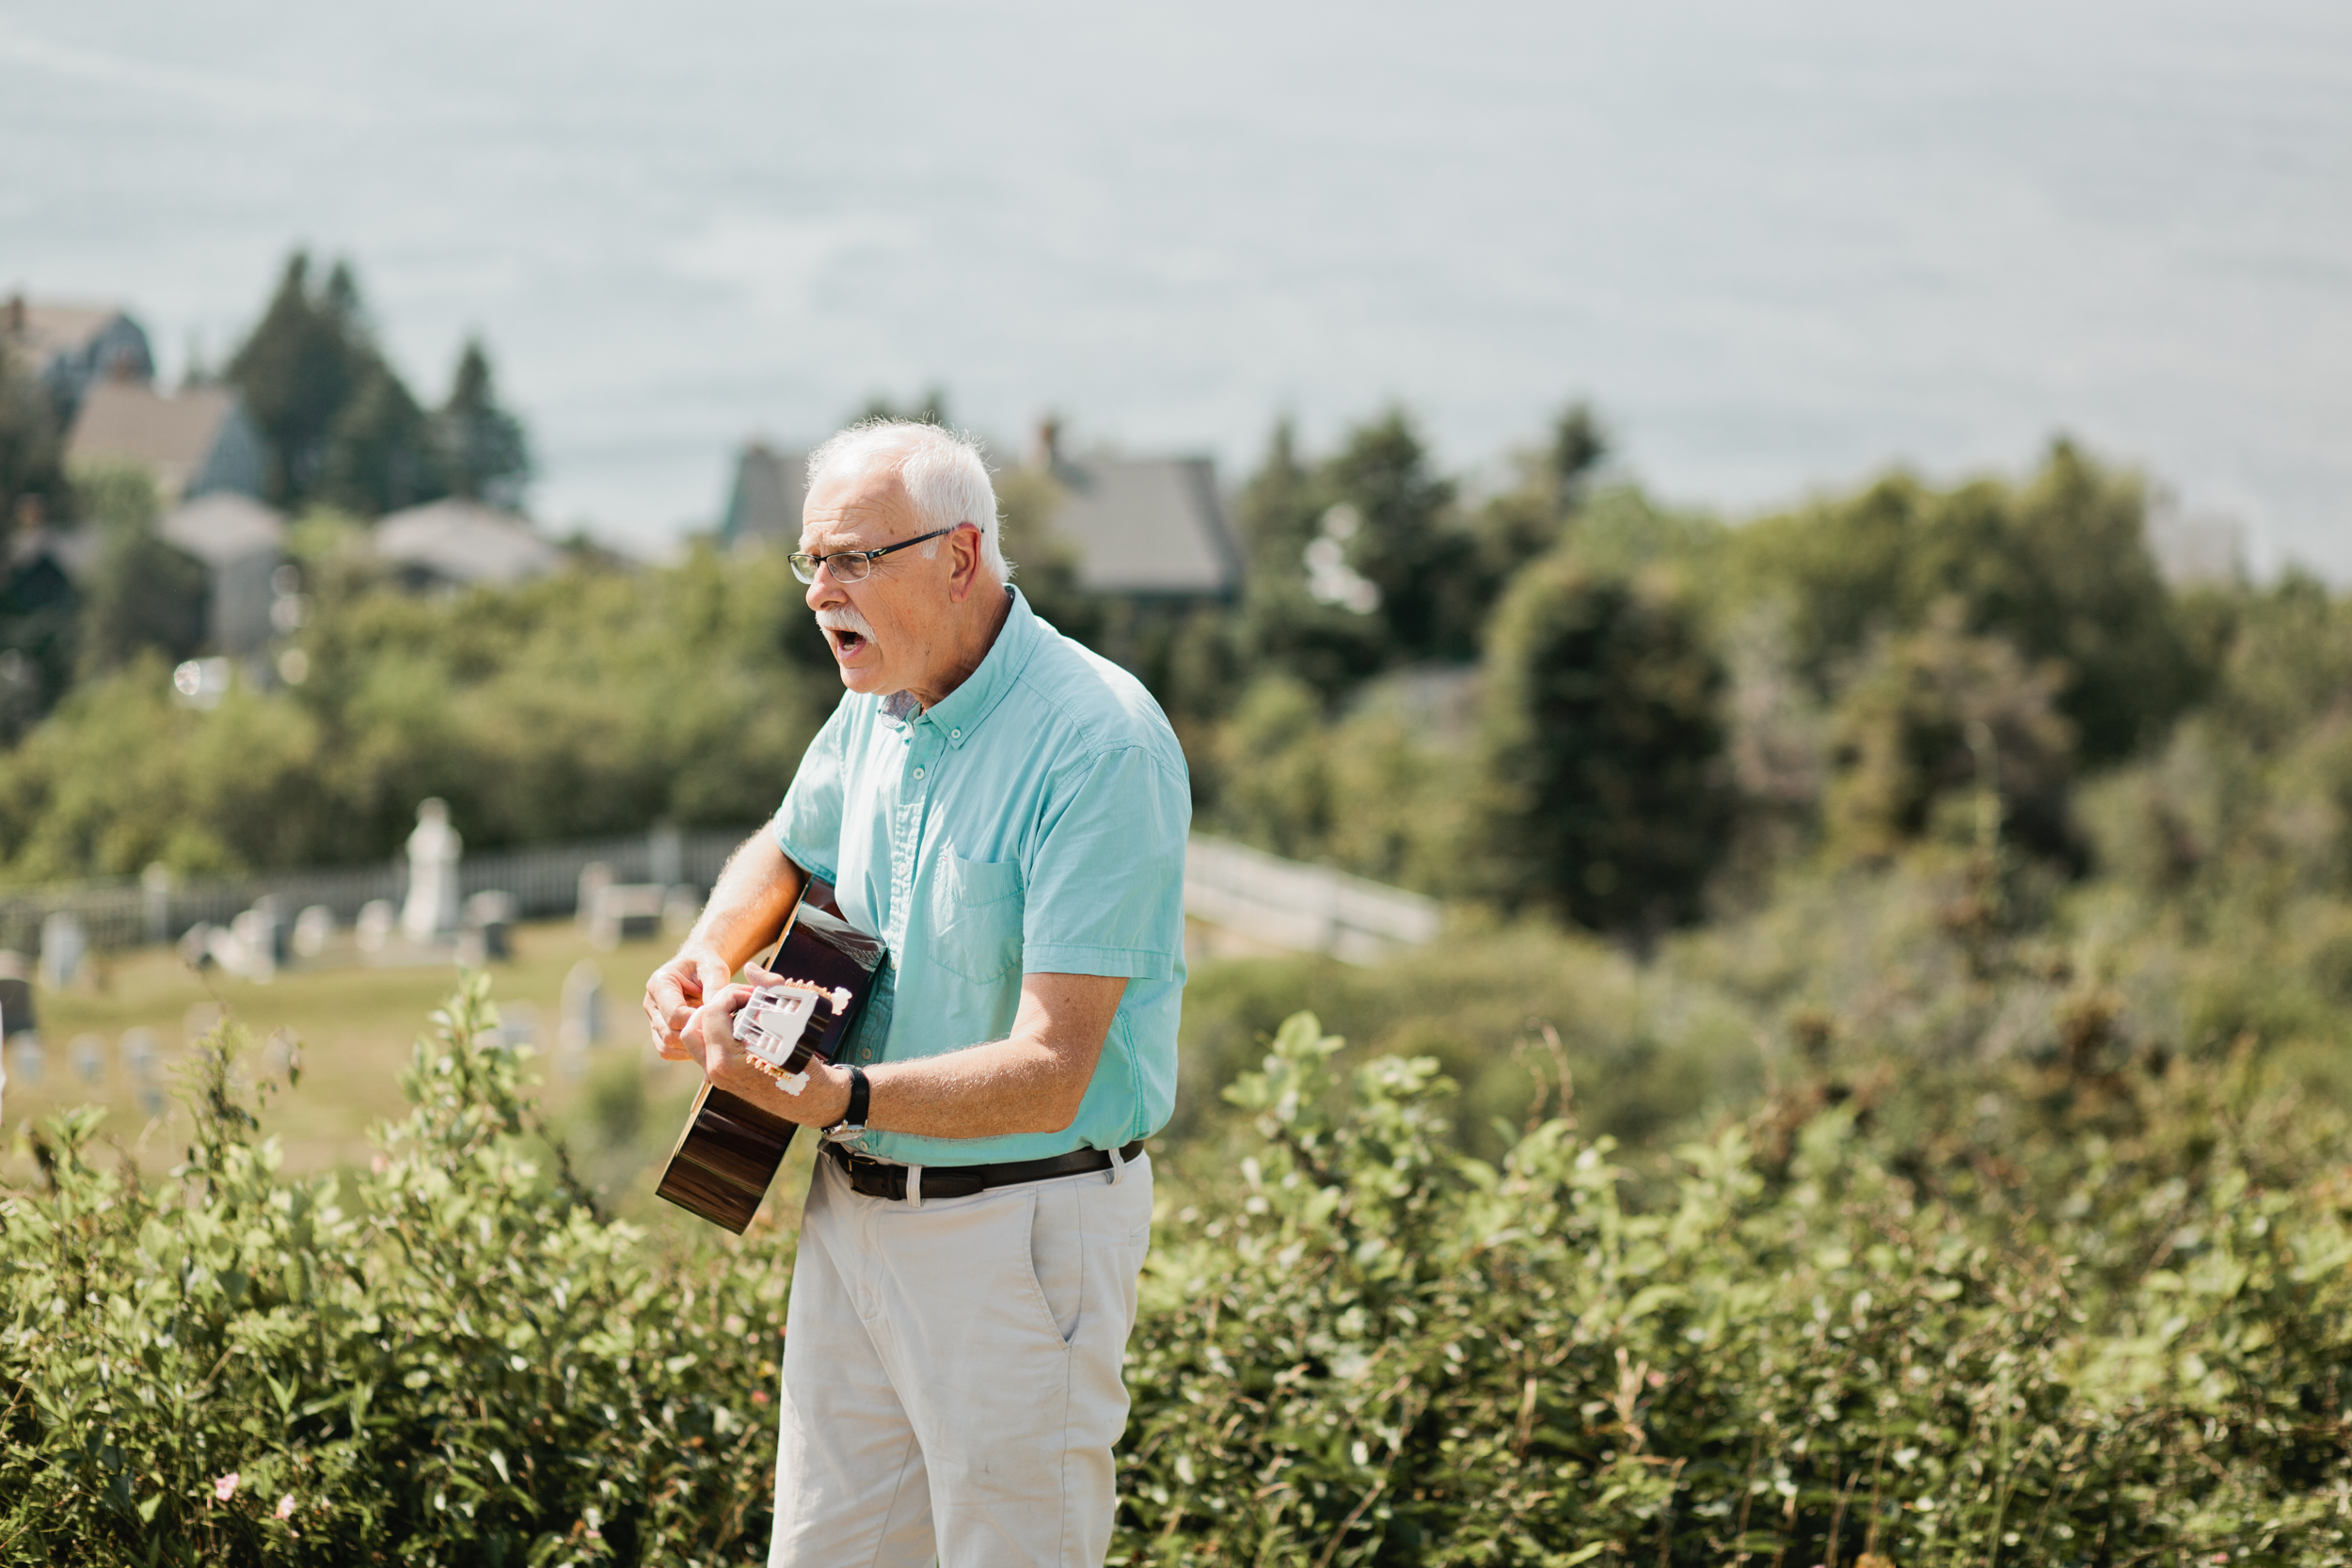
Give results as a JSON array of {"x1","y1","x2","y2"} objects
[
  {"x1": 914, "y1": 767, "x2": 926, "y2": 780},
  {"x1": 950, "y1": 728, "x2": 961, "y2": 740}
]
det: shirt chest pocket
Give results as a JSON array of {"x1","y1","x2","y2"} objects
[{"x1": 928, "y1": 849, "x2": 1025, "y2": 984}]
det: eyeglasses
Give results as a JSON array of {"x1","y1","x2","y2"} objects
[{"x1": 789, "y1": 526, "x2": 961, "y2": 585}]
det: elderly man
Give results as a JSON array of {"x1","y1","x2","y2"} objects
[{"x1": 644, "y1": 420, "x2": 1188, "y2": 1567}]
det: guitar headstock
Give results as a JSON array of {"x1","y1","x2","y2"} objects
[{"x1": 732, "y1": 979, "x2": 853, "y2": 1095}]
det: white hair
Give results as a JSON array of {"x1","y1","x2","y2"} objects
[{"x1": 804, "y1": 420, "x2": 1009, "y2": 582}]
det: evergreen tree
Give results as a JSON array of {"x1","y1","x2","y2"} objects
[
  {"x1": 226, "y1": 253, "x2": 364, "y2": 507},
  {"x1": 1459, "y1": 401, "x2": 1613, "y2": 642},
  {"x1": 435, "y1": 338, "x2": 532, "y2": 507},
  {"x1": 321, "y1": 359, "x2": 448, "y2": 515},
  {"x1": 1479, "y1": 559, "x2": 1733, "y2": 937},
  {"x1": 1321, "y1": 411, "x2": 1464, "y2": 661},
  {"x1": 0, "y1": 340, "x2": 70, "y2": 540},
  {"x1": 227, "y1": 253, "x2": 449, "y2": 517},
  {"x1": 1233, "y1": 420, "x2": 1385, "y2": 701},
  {"x1": 73, "y1": 466, "x2": 208, "y2": 678},
  {"x1": 852, "y1": 387, "x2": 950, "y2": 427}
]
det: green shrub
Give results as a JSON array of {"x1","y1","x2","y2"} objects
[
  {"x1": 1122, "y1": 1013, "x2": 2352, "y2": 1566},
  {"x1": 13, "y1": 983, "x2": 2352, "y2": 1565},
  {"x1": 1, "y1": 974, "x2": 785, "y2": 1564}
]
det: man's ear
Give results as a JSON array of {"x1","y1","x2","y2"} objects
[{"x1": 946, "y1": 522, "x2": 985, "y2": 603}]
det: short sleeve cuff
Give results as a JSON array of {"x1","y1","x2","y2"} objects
[
  {"x1": 1022, "y1": 942, "x2": 1178, "y2": 982},
  {"x1": 772, "y1": 822, "x2": 837, "y2": 888}
]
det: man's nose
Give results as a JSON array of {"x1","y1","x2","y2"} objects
[{"x1": 804, "y1": 567, "x2": 841, "y2": 611}]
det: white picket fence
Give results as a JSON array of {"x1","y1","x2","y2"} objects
[
  {"x1": 1184, "y1": 835, "x2": 1441, "y2": 965},
  {"x1": 0, "y1": 828, "x2": 1439, "y2": 967}
]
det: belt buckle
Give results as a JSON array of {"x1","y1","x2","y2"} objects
[{"x1": 842, "y1": 1150, "x2": 899, "y2": 1199}]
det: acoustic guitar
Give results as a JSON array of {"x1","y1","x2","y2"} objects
[{"x1": 655, "y1": 874, "x2": 886, "y2": 1232}]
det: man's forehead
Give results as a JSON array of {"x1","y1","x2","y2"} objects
[{"x1": 801, "y1": 465, "x2": 914, "y2": 546}]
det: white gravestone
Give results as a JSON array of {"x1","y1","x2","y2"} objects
[
  {"x1": 40, "y1": 911, "x2": 87, "y2": 990},
  {"x1": 559, "y1": 960, "x2": 605, "y2": 1081},
  {"x1": 293, "y1": 905, "x2": 336, "y2": 959},
  {"x1": 356, "y1": 900, "x2": 395, "y2": 954},
  {"x1": 401, "y1": 799, "x2": 463, "y2": 940}
]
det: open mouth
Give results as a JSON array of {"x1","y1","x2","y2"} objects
[{"x1": 830, "y1": 627, "x2": 866, "y2": 656}]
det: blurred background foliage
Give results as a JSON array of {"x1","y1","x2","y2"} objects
[{"x1": 14, "y1": 255, "x2": 2352, "y2": 1560}]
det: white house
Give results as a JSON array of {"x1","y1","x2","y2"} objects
[
  {"x1": 373, "y1": 498, "x2": 562, "y2": 591},
  {"x1": 159, "y1": 492, "x2": 287, "y2": 654}
]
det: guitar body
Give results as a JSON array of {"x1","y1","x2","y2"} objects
[{"x1": 655, "y1": 875, "x2": 885, "y2": 1232}]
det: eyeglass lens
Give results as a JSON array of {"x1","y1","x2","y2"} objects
[{"x1": 790, "y1": 551, "x2": 872, "y2": 584}]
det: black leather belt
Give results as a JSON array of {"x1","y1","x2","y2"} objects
[{"x1": 822, "y1": 1139, "x2": 1145, "y2": 1202}]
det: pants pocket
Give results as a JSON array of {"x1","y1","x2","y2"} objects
[{"x1": 1024, "y1": 1181, "x2": 1084, "y2": 1345}]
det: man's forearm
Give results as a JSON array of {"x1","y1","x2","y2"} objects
[
  {"x1": 701, "y1": 972, "x2": 1126, "y2": 1142},
  {"x1": 686, "y1": 832, "x2": 804, "y2": 972},
  {"x1": 862, "y1": 1036, "x2": 1090, "y2": 1139},
  {"x1": 862, "y1": 971, "x2": 1124, "y2": 1139}
]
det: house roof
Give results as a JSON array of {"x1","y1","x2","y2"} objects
[
  {"x1": 722, "y1": 441, "x2": 806, "y2": 546},
  {"x1": 65, "y1": 382, "x2": 241, "y2": 496},
  {"x1": 161, "y1": 493, "x2": 285, "y2": 568},
  {"x1": 8, "y1": 301, "x2": 119, "y2": 362},
  {"x1": 1045, "y1": 451, "x2": 1240, "y2": 596},
  {"x1": 373, "y1": 499, "x2": 562, "y2": 588}
]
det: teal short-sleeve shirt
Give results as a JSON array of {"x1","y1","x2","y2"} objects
[{"x1": 771, "y1": 588, "x2": 1190, "y2": 1166}]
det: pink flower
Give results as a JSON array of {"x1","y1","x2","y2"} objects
[
  {"x1": 277, "y1": 1494, "x2": 296, "y2": 1520},
  {"x1": 214, "y1": 1472, "x2": 240, "y2": 1502},
  {"x1": 753, "y1": 1390, "x2": 770, "y2": 1405}
]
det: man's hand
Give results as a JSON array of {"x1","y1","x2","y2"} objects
[
  {"x1": 644, "y1": 944, "x2": 738, "y2": 1061},
  {"x1": 643, "y1": 833, "x2": 806, "y2": 1059},
  {"x1": 686, "y1": 983, "x2": 854, "y2": 1127}
]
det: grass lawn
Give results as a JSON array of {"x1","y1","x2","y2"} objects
[{"x1": 0, "y1": 918, "x2": 817, "y2": 1240}]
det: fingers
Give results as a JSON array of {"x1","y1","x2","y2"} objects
[{"x1": 645, "y1": 954, "x2": 717, "y2": 1059}]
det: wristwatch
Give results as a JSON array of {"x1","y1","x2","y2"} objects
[{"x1": 826, "y1": 1064, "x2": 869, "y2": 1141}]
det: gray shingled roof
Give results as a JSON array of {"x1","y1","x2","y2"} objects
[
  {"x1": 373, "y1": 499, "x2": 562, "y2": 588},
  {"x1": 1045, "y1": 451, "x2": 1240, "y2": 596},
  {"x1": 65, "y1": 382, "x2": 243, "y2": 498},
  {"x1": 11, "y1": 303, "x2": 113, "y2": 359},
  {"x1": 722, "y1": 441, "x2": 807, "y2": 548}
]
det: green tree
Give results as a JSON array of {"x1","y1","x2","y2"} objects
[
  {"x1": 1455, "y1": 401, "x2": 1613, "y2": 636},
  {"x1": 72, "y1": 465, "x2": 208, "y2": 681},
  {"x1": 1321, "y1": 409, "x2": 1463, "y2": 660},
  {"x1": 319, "y1": 357, "x2": 447, "y2": 515},
  {"x1": 1822, "y1": 605, "x2": 2079, "y2": 866},
  {"x1": 1730, "y1": 440, "x2": 2199, "y2": 765},
  {"x1": 1479, "y1": 558, "x2": 1733, "y2": 935},
  {"x1": 434, "y1": 337, "x2": 532, "y2": 506},
  {"x1": 0, "y1": 341, "x2": 78, "y2": 734},
  {"x1": 0, "y1": 338, "x2": 70, "y2": 537},
  {"x1": 225, "y1": 254, "x2": 367, "y2": 507},
  {"x1": 852, "y1": 386, "x2": 949, "y2": 426},
  {"x1": 1232, "y1": 420, "x2": 1390, "y2": 700},
  {"x1": 226, "y1": 254, "x2": 447, "y2": 518}
]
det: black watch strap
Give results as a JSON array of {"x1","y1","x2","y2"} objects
[{"x1": 834, "y1": 1064, "x2": 869, "y2": 1132}]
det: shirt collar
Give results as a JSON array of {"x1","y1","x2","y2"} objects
[{"x1": 882, "y1": 586, "x2": 1037, "y2": 747}]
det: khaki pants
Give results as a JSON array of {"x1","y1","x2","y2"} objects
[{"x1": 769, "y1": 1148, "x2": 1154, "y2": 1567}]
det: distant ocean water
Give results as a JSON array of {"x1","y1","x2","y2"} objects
[{"x1": 4, "y1": 0, "x2": 2348, "y2": 572}]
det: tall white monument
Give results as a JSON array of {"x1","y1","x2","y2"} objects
[{"x1": 401, "y1": 799, "x2": 464, "y2": 940}]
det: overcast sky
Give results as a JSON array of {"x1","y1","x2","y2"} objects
[{"x1": 6, "y1": 0, "x2": 2348, "y2": 572}]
